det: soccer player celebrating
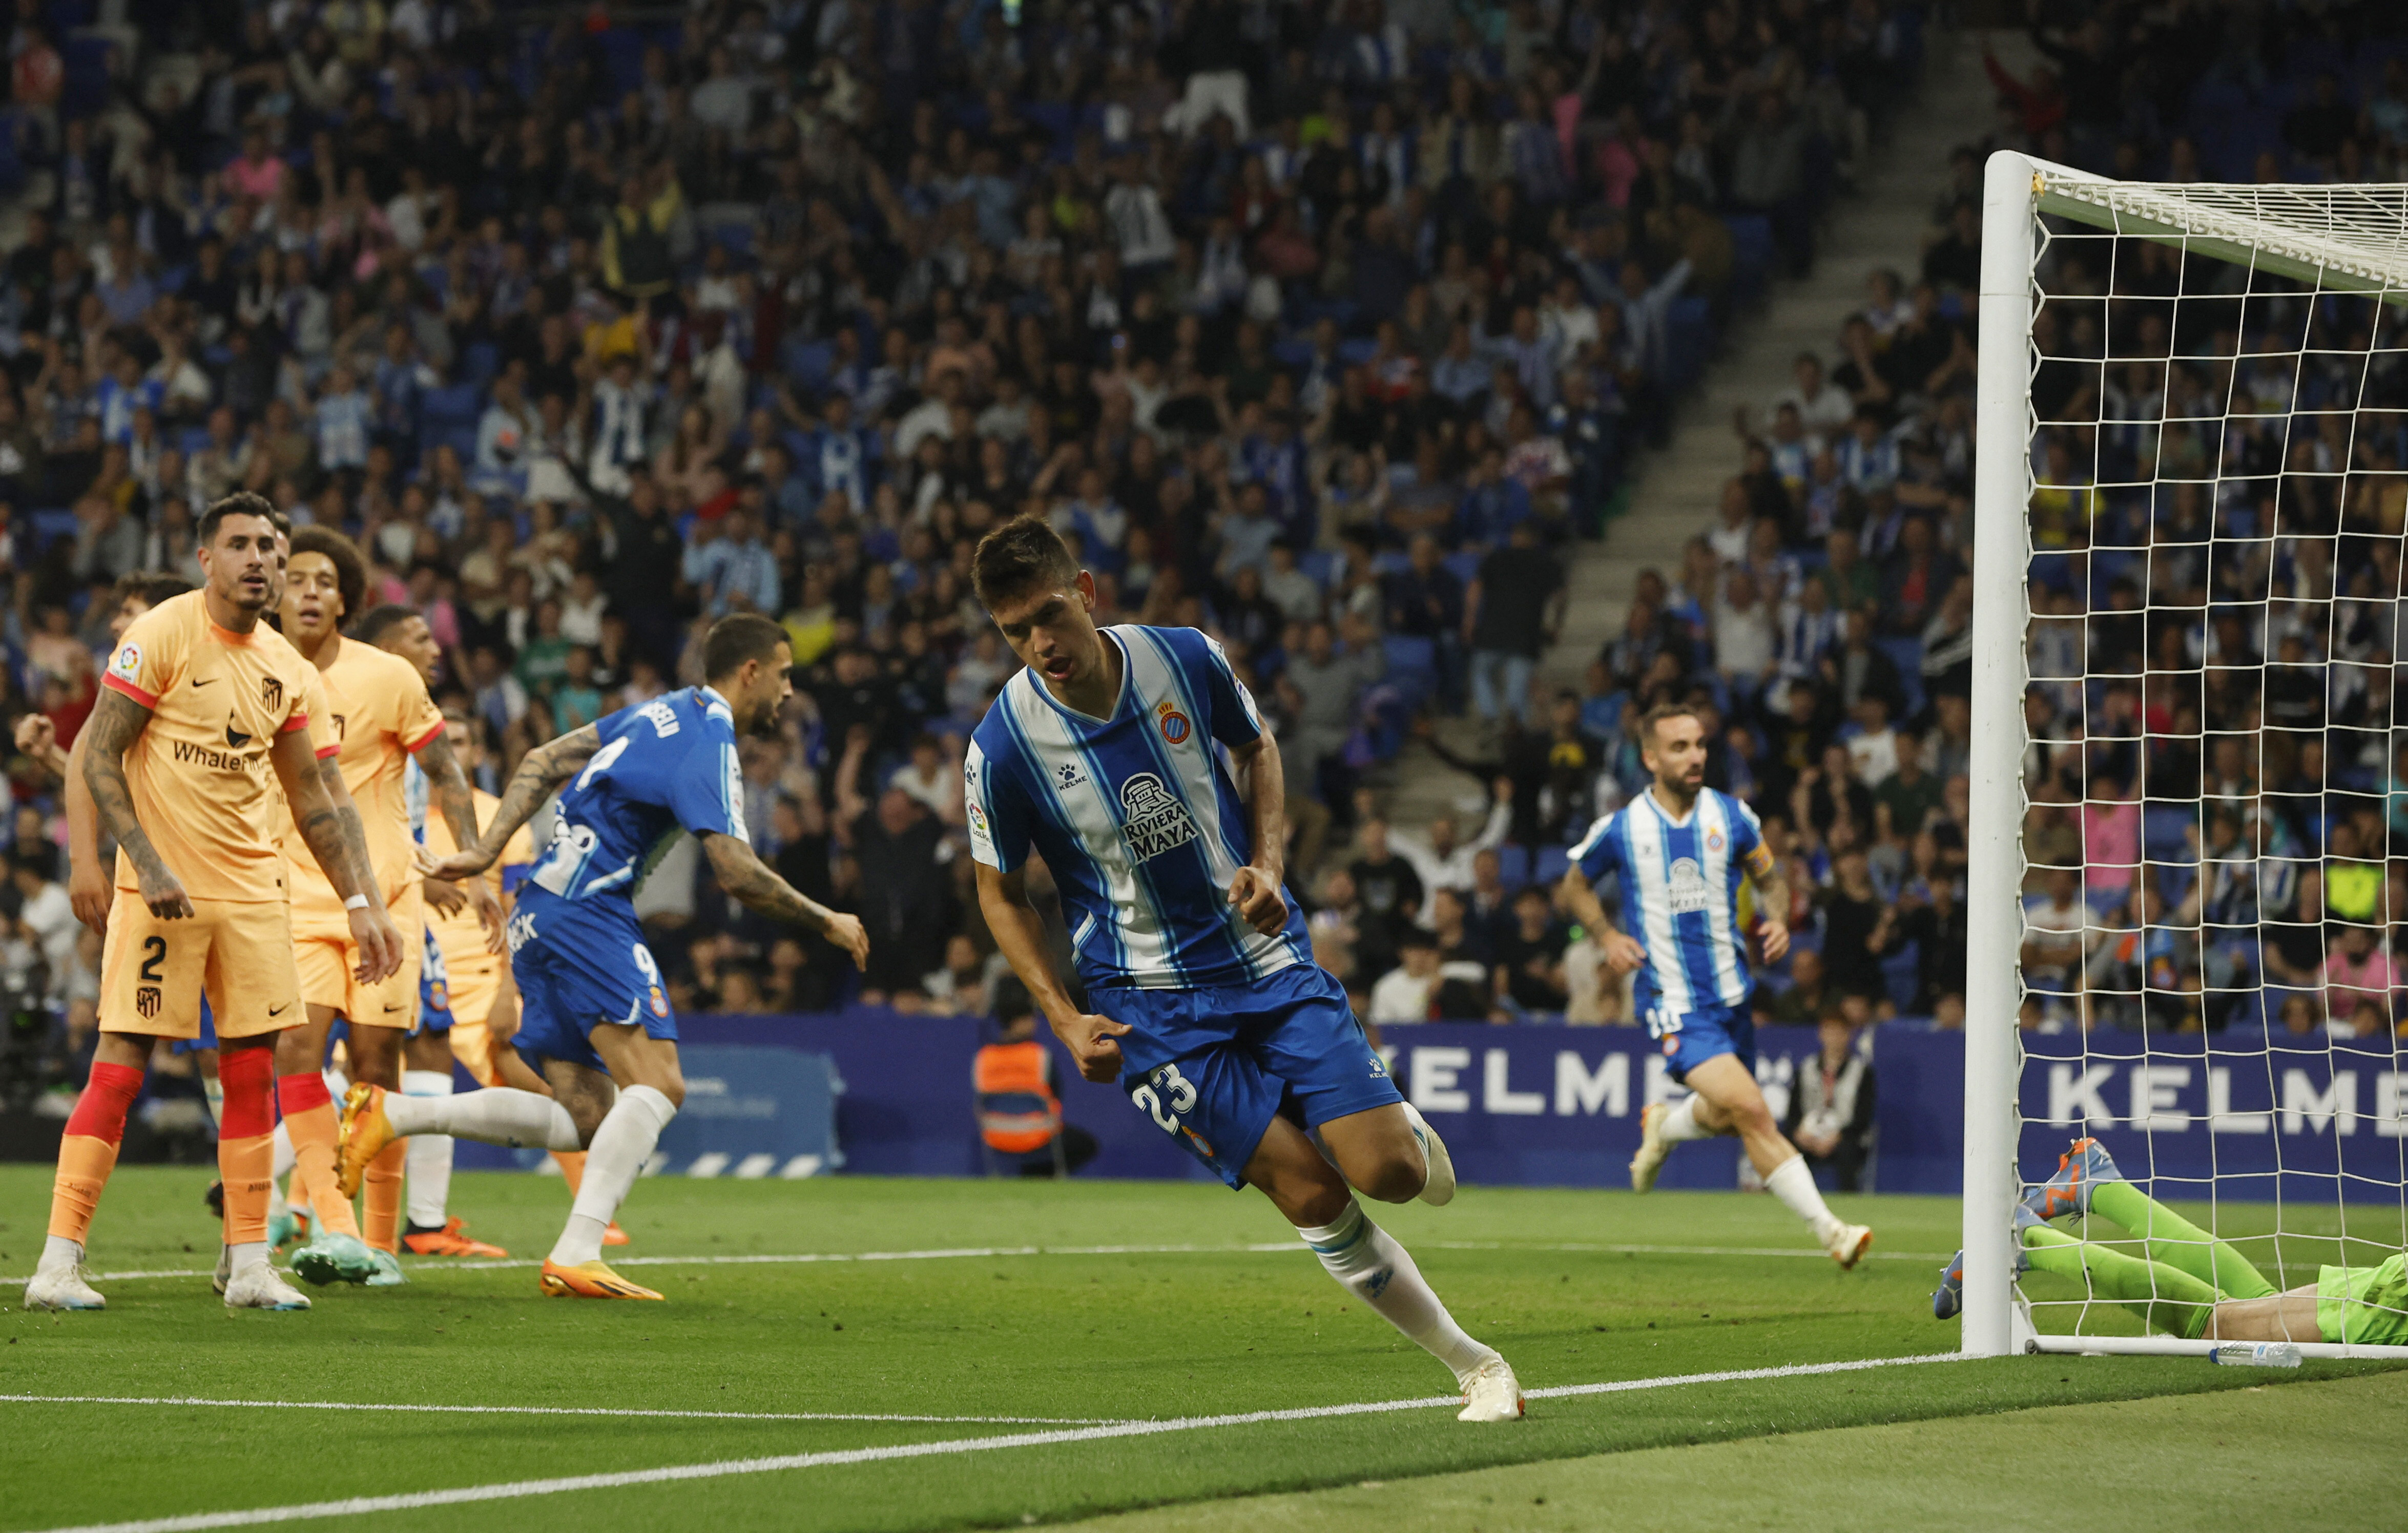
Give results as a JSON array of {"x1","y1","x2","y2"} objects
[
  {"x1": 960, "y1": 519, "x2": 1523, "y2": 1422},
  {"x1": 25, "y1": 493, "x2": 403, "y2": 1312},
  {"x1": 1558, "y1": 702, "x2": 1874, "y2": 1268},
  {"x1": 1936, "y1": 1138, "x2": 2408, "y2": 1349},
  {"x1": 269, "y1": 529, "x2": 502, "y2": 1289},
  {"x1": 343, "y1": 614, "x2": 869, "y2": 1299}
]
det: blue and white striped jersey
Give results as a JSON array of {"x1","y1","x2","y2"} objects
[
  {"x1": 965, "y1": 625, "x2": 1310, "y2": 993},
  {"x1": 1571, "y1": 787, "x2": 1767, "y2": 1019},
  {"x1": 521, "y1": 686, "x2": 746, "y2": 910}
]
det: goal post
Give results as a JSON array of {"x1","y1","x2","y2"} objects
[{"x1": 1965, "y1": 150, "x2": 2408, "y2": 1361}]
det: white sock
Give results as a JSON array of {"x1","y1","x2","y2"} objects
[
  {"x1": 39, "y1": 1234, "x2": 83, "y2": 1272},
  {"x1": 401, "y1": 1070, "x2": 455, "y2": 1229},
  {"x1": 1656, "y1": 1095, "x2": 1711, "y2": 1143},
  {"x1": 202, "y1": 1075, "x2": 224, "y2": 1128},
  {"x1": 384, "y1": 1086, "x2": 583, "y2": 1150},
  {"x1": 322, "y1": 1066, "x2": 348, "y2": 1098},
  {"x1": 227, "y1": 1240, "x2": 265, "y2": 1272},
  {"x1": 1296, "y1": 1200, "x2": 1497, "y2": 1385},
  {"x1": 1765, "y1": 1153, "x2": 1844, "y2": 1244},
  {"x1": 549, "y1": 1085, "x2": 675, "y2": 1267}
]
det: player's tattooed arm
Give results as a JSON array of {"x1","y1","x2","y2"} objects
[
  {"x1": 80, "y1": 687, "x2": 189, "y2": 919},
  {"x1": 698, "y1": 831, "x2": 869, "y2": 969},
  {"x1": 1743, "y1": 843, "x2": 1792, "y2": 963},
  {"x1": 412, "y1": 726, "x2": 504, "y2": 942},
  {"x1": 273, "y1": 731, "x2": 404, "y2": 982},
  {"x1": 422, "y1": 724, "x2": 603, "y2": 878},
  {"x1": 1223, "y1": 731, "x2": 1289, "y2": 936}
]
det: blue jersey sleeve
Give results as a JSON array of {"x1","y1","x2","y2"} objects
[
  {"x1": 668, "y1": 718, "x2": 749, "y2": 843},
  {"x1": 964, "y1": 737, "x2": 1031, "y2": 873},
  {"x1": 1192, "y1": 631, "x2": 1269, "y2": 750},
  {"x1": 1570, "y1": 811, "x2": 1620, "y2": 883}
]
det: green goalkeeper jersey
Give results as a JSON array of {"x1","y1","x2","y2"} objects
[{"x1": 2316, "y1": 1254, "x2": 2408, "y2": 1347}]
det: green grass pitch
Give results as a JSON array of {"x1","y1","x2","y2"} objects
[{"x1": 2, "y1": 1166, "x2": 2403, "y2": 1532}]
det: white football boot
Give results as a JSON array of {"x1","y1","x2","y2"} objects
[
  {"x1": 1401, "y1": 1101, "x2": 1456, "y2": 1207},
  {"x1": 25, "y1": 1254, "x2": 106, "y2": 1311},
  {"x1": 1630, "y1": 1101, "x2": 1675, "y2": 1193},
  {"x1": 1456, "y1": 1355, "x2": 1525, "y2": 1422},
  {"x1": 223, "y1": 1259, "x2": 313, "y2": 1311},
  {"x1": 1825, "y1": 1222, "x2": 1874, "y2": 1270}
]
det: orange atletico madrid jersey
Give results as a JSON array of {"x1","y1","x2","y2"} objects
[
  {"x1": 286, "y1": 635, "x2": 446, "y2": 914},
  {"x1": 98, "y1": 591, "x2": 334, "y2": 902}
]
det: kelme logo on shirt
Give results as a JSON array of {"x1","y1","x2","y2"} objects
[
  {"x1": 1667, "y1": 856, "x2": 1710, "y2": 914},
  {"x1": 1118, "y1": 772, "x2": 1198, "y2": 863}
]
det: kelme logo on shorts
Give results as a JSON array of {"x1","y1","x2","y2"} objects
[{"x1": 1118, "y1": 772, "x2": 1198, "y2": 863}]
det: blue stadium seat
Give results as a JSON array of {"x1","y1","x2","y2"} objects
[
  {"x1": 2142, "y1": 805, "x2": 2197, "y2": 862},
  {"x1": 1723, "y1": 215, "x2": 1773, "y2": 305},
  {"x1": 463, "y1": 342, "x2": 500, "y2": 388},
  {"x1": 1443, "y1": 551, "x2": 1481, "y2": 587},
  {"x1": 1382, "y1": 635, "x2": 1436, "y2": 699},
  {"x1": 1662, "y1": 297, "x2": 1713, "y2": 393},
  {"x1": 1496, "y1": 843, "x2": 1531, "y2": 891},
  {"x1": 1533, "y1": 845, "x2": 1570, "y2": 888},
  {"x1": 61, "y1": 35, "x2": 110, "y2": 120},
  {"x1": 29, "y1": 506, "x2": 78, "y2": 549},
  {"x1": 1882, "y1": 941, "x2": 1921, "y2": 1012},
  {"x1": 1297, "y1": 549, "x2": 1338, "y2": 589}
]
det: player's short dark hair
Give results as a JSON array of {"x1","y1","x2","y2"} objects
[
  {"x1": 972, "y1": 515, "x2": 1081, "y2": 611},
  {"x1": 1638, "y1": 700, "x2": 1701, "y2": 743},
  {"x1": 351, "y1": 603, "x2": 422, "y2": 646},
  {"x1": 702, "y1": 613, "x2": 791, "y2": 682},
  {"x1": 114, "y1": 571, "x2": 193, "y2": 611},
  {"x1": 197, "y1": 491, "x2": 278, "y2": 548},
  {"x1": 288, "y1": 525, "x2": 368, "y2": 624}
]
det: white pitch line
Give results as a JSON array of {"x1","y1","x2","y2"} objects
[
  {"x1": 17, "y1": 1353, "x2": 1965, "y2": 1533},
  {"x1": 2, "y1": 1238, "x2": 1951, "y2": 1285},
  {"x1": 0, "y1": 1394, "x2": 1127, "y2": 1426}
]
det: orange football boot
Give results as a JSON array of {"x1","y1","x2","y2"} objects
[
  {"x1": 539, "y1": 1259, "x2": 663, "y2": 1299},
  {"x1": 603, "y1": 1222, "x2": 630, "y2": 1246},
  {"x1": 402, "y1": 1217, "x2": 509, "y2": 1258},
  {"x1": 334, "y1": 1083, "x2": 398, "y2": 1199}
]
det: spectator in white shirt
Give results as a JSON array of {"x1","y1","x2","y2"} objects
[
  {"x1": 1772, "y1": 351, "x2": 1856, "y2": 436},
  {"x1": 1390, "y1": 799, "x2": 1511, "y2": 896},
  {"x1": 1368, "y1": 929, "x2": 1443, "y2": 1023},
  {"x1": 1712, "y1": 567, "x2": 1778, "y2": 692}
]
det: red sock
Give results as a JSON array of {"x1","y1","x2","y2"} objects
[
  {"x1": 50, "y1": 1062, "x2": 146, "y2": 1243},
  {"x1": 218, "y1": 1048, "x2": 277, "y2": 1246}
]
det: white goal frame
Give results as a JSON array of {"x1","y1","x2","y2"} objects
[{"x1": 1964, "y1": 150, "x2": 2408, "y2": 1361}]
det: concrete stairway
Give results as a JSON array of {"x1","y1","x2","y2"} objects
[{"x1": 1375, "y1": 26, "x2": 2013, "y2": 830}]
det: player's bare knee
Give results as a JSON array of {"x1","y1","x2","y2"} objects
[
  {"x1": 649, "y1": 1068, "x2": 686, "y2": 1110},
  {"x1": 1353, "y1": 1152, "x2": 1424, "y2": 1204}
]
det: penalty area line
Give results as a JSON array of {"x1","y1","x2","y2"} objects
[
  {"x1": 0, "y1": 1394, "x2": 1130, "y2": 1426},
  {"x1": 18, "y1": 1353, "x2": 1966, "y2": 1533}
]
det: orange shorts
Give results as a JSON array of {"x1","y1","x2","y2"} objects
[
  {"x1": 293, "y1": 881, "x2": 423, "y2": 1027},
  {"x1": 98, "y1": 889, "x2": 301, "y2": 1041}
]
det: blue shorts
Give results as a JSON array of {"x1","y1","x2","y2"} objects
[
  {"x1": 410, "y1": 926, "x2": 454, "y2": 1037},
  {"x1": 1645, "y1": 1001, "x2": 1754, "y2": 1084},
  {"x1": 170, "y1": 1001, "x2": 218, "y2": 1057},
  {"x1": 1094, "y1": 963, "x2": 1401, "y2": 1190},
  {"x1": 507, "y1": 899, "x2": 676, "y2": 1073}
]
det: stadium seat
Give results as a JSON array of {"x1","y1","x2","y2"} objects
[
  {"x1": 1532, "y1": 845, "x2": 1570, "y2": 888},
  {"x1": 2142, "y1": 805, "x2": 2197, "y2": 862},
  {"x1": 1381, "y1": 635, "x2": 1436, "y2": 703},
  {"x1": 1443, "y1": 551, "x2": 1481, "y2": 587},
  {"x1": 1495, "y1": 843, "x2": 1531, "y2": 891},
  {"x1": 28, "y1": 506, "x2": 78, "y2": 550}
]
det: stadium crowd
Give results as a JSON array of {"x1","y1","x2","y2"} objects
[
  {"x1": 4, "y1": 0, "x2": 2400, "y2": 1122},
  {"x1": 0, "y1": 0, "x2": 1921, "y2": 1103}
]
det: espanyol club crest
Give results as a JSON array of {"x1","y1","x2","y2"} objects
[
  {"x1": 1706, "y1": 829, "x2": 1725, "y2": 854},
  {"x1": 1155, "y1": 699, "x2": 1191, "y2": 745},
  {"x1": 649, "y1": 985, "x2": 670, "y2": 1018}
]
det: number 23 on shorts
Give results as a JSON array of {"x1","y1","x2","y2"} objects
[{"x1": 1131, "y1": 1063, "x2": 1197, "y2": 1132}]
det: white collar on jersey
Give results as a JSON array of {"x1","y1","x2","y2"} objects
[
  {"x1": 700, "y1": 684, "x2": 731, "y2": 711},
  {"x1": 1029, "y1": 627, "x2": 1131, "y2": 728},
  {"x1": 1643, "y1": 784, "x2": 1702, "y2": 828}
]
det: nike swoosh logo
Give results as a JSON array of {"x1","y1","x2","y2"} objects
[
  {"x1": 191, "y1": 677, "x2": 215, "y2": 688},
  {"x1": 267, "y1": 1003, "x2": 289, "y2": 1017},
  {"x1": 384, "y1": 1003, "x2": 405, "y2": 1013}
]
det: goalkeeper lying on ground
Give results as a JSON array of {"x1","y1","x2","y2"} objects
[{"x1": 1934, "y1": 1138, "x2": 2408, "y2": 1347}]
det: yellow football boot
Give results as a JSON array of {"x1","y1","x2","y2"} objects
[
  {"x1": 540, "y1": 1259, "x2": 665, "y2": 1300},
  {"x1": 334, "y1": 1082, "x2": 398, "y2": 1199}
]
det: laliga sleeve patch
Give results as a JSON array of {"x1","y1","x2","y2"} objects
[{"x1": 110, "y1": 641, "x2": 142, "y2": 681}]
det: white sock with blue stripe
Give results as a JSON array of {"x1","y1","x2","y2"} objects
[
  {"x1": 401, "y1": 1070, "x2": 454, "y2": 1230},
  {"x1": 1296, "y1": 1200, "x2": 1496, "y2": 1385}
]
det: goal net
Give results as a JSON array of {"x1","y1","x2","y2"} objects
[{"x1": 1962, "y1": 152, "x2": 2408, "y2": 1360}]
